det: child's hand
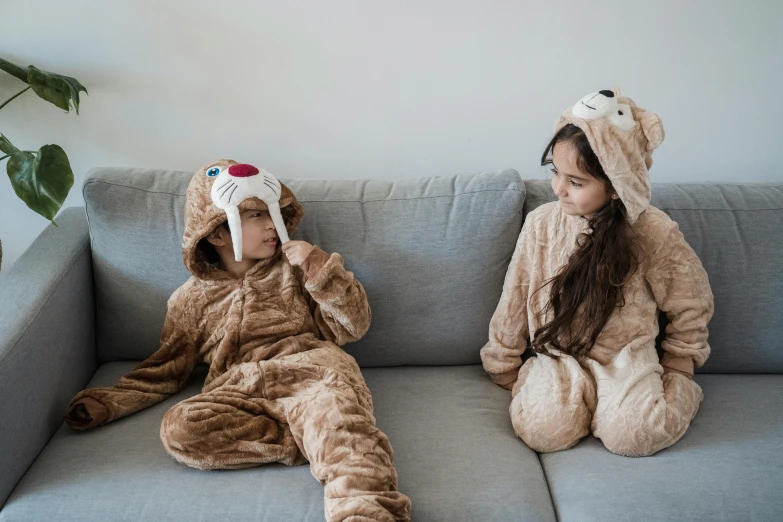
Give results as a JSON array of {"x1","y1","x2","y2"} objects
[
  {"x1": 64, "y1": 396, "x2": 109, "y2": 430},
  {"x1": 281, "y1": 240, "x2": 315, "y2": 266}
]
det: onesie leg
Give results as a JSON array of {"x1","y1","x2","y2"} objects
[
  {"x1": 509, "y1": 353, "x2": 596, "y2": 453},
  {"x1": 590, "y1": 348, "x2": 704, "y2": 457},
  {"x1": 160, "y1": 362, "x2": 304, "y2": 470},
  {"x1": 270, "y1": 360, "x2": 411, "y2": 522}
]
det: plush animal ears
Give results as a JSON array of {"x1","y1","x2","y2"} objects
[
  {"x1": 614, "y1": 87, "x2": 664, "y2": 152},
  {"x1": 637, "y1": 108, "x2": 665, "y2": 152}
]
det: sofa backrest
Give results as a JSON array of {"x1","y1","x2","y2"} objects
[
  {"x1": 523, "y1": 179, "x2": 783, "y2": 374},
  {"x1": 83, "y1": 167, "x2": 526, "y2": 367}
]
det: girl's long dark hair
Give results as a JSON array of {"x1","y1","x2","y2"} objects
[{"x1": 533, "y1": 124, "x2": 638, "y2": 359}]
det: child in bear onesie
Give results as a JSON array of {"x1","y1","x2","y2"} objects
[
  {"x1": 64, "y1": 160, "x2": 411, "y2": 522},
  {"x1": 481, "y1": 90, "x2": 714, "y2": 457}
]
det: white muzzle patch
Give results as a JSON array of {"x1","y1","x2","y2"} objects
[
  {"x1": 572, "y1": 90, "x2": 635, "y2": 131},
  {"x1": 207, "y1": 163, "x2": 290, "y2": 262}
]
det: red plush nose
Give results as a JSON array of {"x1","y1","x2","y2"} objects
[{"x1": 228, "y1": 164, "x2": 259, "y2": 177}]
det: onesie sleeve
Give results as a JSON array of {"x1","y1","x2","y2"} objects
[
  {"x1": 645, "y1": 221, "x2": 714, "y2": 376},
  {"x1": 299, "y1": 246, "x2": 372, "y2": 346},
  {"x1": 480, "y1": 218, "x2": 535, "y2": 389},
  {"x1": 64, "y1": 292, "x2": 201, "y2": 430}
]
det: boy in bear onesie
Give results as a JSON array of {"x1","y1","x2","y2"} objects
[
  {"x1": 482, "y1": 90, "x2": 714, "y2": 457},
  {"x1": 65, "y1": 160, "x2": 411, "y2": 522}
]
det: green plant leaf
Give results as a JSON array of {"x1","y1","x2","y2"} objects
[
  {"x1": 27, "y1": 66, "x2": 88, "y2": 114},
  {"x1": 6, "y1": 144, "x2": 74, "y2": 221}
]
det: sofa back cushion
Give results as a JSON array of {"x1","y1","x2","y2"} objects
[{"x1": 83, "y1": 167, "x2": 526, "y2": 367}]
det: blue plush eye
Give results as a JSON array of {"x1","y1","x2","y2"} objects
[{"x1": 206, "y1": 166, "x2": 221, "y2": 177}]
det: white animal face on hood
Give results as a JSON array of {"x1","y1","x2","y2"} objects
[
  {"x1": 206, "y1": 163, "x2": 291, "y2": 261},
  {"x1": 181, "y1": 160, "x2": 303, "y2": 279},
  {"x1": 572, "y1": 90, "x2": 636, "y2": 131}
]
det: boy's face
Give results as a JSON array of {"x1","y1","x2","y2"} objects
[{"x1": 208, "y1": 209, "x2": 279, "y2": 261}]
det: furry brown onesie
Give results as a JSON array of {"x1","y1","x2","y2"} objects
[{"x1": 65, "y1": 160, "x2": 411, "y2": 522}]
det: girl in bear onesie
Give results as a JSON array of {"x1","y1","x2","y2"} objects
[
  {"x1": 482, "y1": 90, "x2": 714, "y2": 457},
  {"x1": 64, "y1": 160, "x2": 411, "y2": 522}
]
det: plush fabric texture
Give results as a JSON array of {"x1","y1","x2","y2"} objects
[
  {"x1": 482, "y1": 195, "x2": 714, "y2": 456},
  {"x1": 64, "y1": 160, "x2": 410, "y2": 522},
  {"x1": 522, "y1": 178, "x2": 783, "y2": 374},
  {"x1": 555, "y1": 89, "x2": 665, "y2": 224}
]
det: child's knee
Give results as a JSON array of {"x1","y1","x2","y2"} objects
[
  {"x1": 509, "y1": 385, "x2": 592, "y2": 453},
  {"x1": 595, "y1": 414, "x2": 677, "y2": 457},
  {"x1": 594, "y1": 373, "x2": 702, "y2": 457},
  {"x1": 594, "y1": 414, "x2": 659, "y2": 457},
  {"x1": 159, "y1": 402, "x2": 194, "y2": 449}
]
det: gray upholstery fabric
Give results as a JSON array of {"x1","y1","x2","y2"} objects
[
  {"x1": 522, "y1": 178, "x2": 558, "y2": 217},
  {"x1": 650, "y1": 184, "x2": 783, "y2": 373},
  {"x1": 522, "y1": 179, "x2": 783, "y2": 373},
  {"x1": 82, "y1": 169, "x2": 192, "y2": 364},
  {"x1": 0, "y1": 208, "x2": 97, "y2": 506},
  {"x1": 1, "y1": 363, "x2": 555, "y2": 522},
  {"x1": 83, "y1": 167, "x2": 526, "y2": 366},
  {"x1": 540, "y1": 374, "x2": 783, "y2": 522},
  {"x1": 364, "y1": 365, "x2": 555, "y2": 521},
  {"x1": 5, "y1": 174, "x2": 779, "y2": 520}
]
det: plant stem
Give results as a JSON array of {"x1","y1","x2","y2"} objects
[
  {"x1": 0, "y1": 154, "x2": 10, "y2": 162},
  {"x1": 0, "y1": 86, "x2": 31, "y2": 111},
  {"x1": 0, "y1": 58, "x2": 29, "y2": 84}
]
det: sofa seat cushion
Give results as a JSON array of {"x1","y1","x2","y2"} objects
[
  {"x1": 1, "y1": 364, "x2": 555, "y2": 522},
  {"x1": 540, "y1": 375, "x2": 783, "y2": 522}
]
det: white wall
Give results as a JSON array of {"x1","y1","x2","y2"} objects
[{"x1": 2, "y1": 0, "x2": 782, "y2": 270}]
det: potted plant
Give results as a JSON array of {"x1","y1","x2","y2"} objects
[{"x1": 0, "y1": 57, "x2": 87, "y2": 269}]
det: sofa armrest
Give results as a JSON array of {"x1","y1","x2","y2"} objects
[{"x1": 0, "y1": 207, "x2": 97, "y2": 506}]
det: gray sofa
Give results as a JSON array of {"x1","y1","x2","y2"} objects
[{"x1": 1, "y1": 167, "x2": 781, "y2": 521}]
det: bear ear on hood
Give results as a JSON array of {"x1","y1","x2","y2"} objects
[{"x1": 635, "y1": 105, "x2": 665, "y2": 152}]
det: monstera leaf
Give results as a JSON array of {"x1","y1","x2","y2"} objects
[
  {"x1": 0, "y1": 58, "x2": 88, "y2": 113},
  {"x1": 0, "y1": 57, "x2": 86, "y2": 224},
  {"x1": 1, "y1": 135, "x2": 74, "y2": 223},
  {"x1": 27, "y1": 66, "x2": 87, "y2": 114}
]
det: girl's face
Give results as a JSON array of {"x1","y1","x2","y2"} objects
[{"x1": 549, "y1": 141, "x2": 618, "y2": 219}]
